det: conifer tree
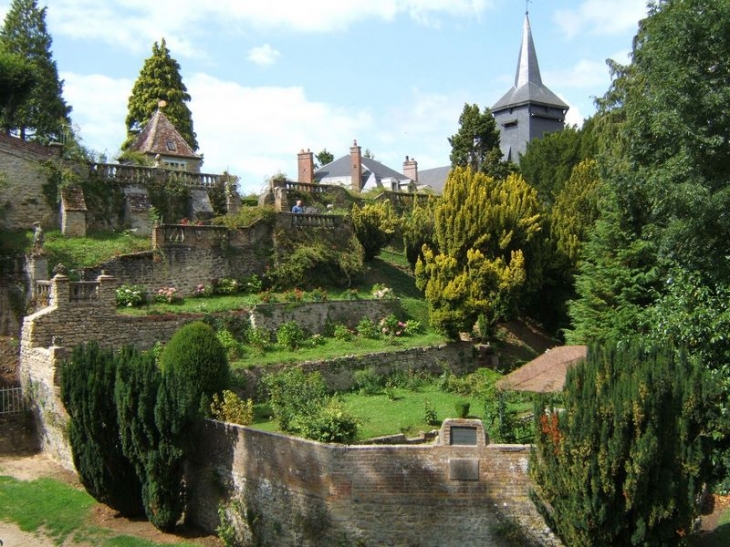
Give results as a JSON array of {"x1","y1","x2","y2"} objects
[
  {"x1": 0, "y1": 0, "x2": 71, "y2": 141},
  {"x1": 351, "y1": 201, "x2": 398, "y2": 261},
  {"x1": 448, "y1": 103, "x2": 510, "y2": 179},
  {"x1": 60, "y1": 342, "x2": 144, "y2": 517},
  {"x1": 123, "y1": 38, "x2": 197, "y2": 151},
  {"x1": 531, "y1": 341, "x2": 715, "y2": 547},
  {"x1": 0, "y1": 49, "x2": 35, "y2": 133},
  {"x1": 415, "y1": 167, "x2": 541, "y2": 337}
]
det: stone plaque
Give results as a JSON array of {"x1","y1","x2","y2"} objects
[
  {"x1": 450, "y1": 426, "x2": 478, "y2": 446},
  {"x1": 449, "y1": 458, "x2": 479, "y2": 481}
]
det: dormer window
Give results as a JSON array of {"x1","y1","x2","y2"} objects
[{"x1": 166, "y1": 140, "x2": 177, "y2": 152}]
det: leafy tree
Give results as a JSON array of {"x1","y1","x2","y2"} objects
[
  {"x1": 448, "y1": 103, "x2": 511, "y2": 179},
  {"x1": 531, "y1": 341, "x2": 715, "y2": 546},
  {"x1": 519, "y1": 120, "x2": 598, "y2": 205},
  {"x1": 568, "y1": 0, "x2": 730, "y2": 342},
  {"x1": 351, "y1": 200, "x2": 398, "y2": 261},
  {"x1": 123, "y1": 38, "x2": 197, "y2": 151},
  {"x1": 314, "y1": 148, "x2": 334, "y2": 169},
  {"x1": 0, "y1": 48, "x2": 35, "y2": 133},
  {"x1": 415, "y1": 167, "x2": 541, "y2": 337},
  {"x1": 0, "y1": 0, "x2": 71, "y2": 141},
  {"x1": 61, "y1": 342, "x2": 144, "y2": 517}
]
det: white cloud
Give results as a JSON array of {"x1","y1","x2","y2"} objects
[
  {"x1": 62, "y1": 72, "x2": 132, "y2": 159},
  {"x1": 247, "y1": 44, "x2": 281, "y2": 66},
  {"x1": 555, "y1": 0, "x2": 647, "y2": 39},
  {"x1": 545, "y1": 58, "x2": 611, "y2": 90},
  {"x1": 187, "y1": 73, "x2": 373, "y2": 193},
  {"x1": 38, "y1": 0, "x2": 493, "y2": 54}
]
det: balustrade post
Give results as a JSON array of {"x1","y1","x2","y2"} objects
[
  {"x1": 50, "y1": 274, "x2": 70, "y2": 310},
  {"x1": 97, "y1": 271, "x2": 118, "y2": 309}
]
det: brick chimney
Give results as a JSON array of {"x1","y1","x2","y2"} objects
[
  {"x1": 297, "y1": 148, "x2": 314, "y2": 183},
  {"x1": 350, "y1": 139, "x2": 362, "y2": 193},
  {"x1": 403, "y1": 155, "x2": 418, "y2": 182}
]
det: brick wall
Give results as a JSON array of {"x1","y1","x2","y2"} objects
[{"x1": 186, "y1": 420, "x2": 558, "y2": 546}]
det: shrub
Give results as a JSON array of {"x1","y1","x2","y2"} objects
[
  {"x1": 154, "y1": 286, "x2": 182, "y2": 304},
  {"x1": 333, "y1": 323, "x2": 354, "y2": 341},
  {"x1": 217, "y1": 329, "x2": 244, "y2": 360},
  {"x1": 193, "y1": 283, "x2": 213, "y2": 298},
  {"x1": 277, "y1": 320, "x2": 306, "y2": 351},
  {"x1": 246, "y1": 326, "x2": 271, "y2": 353},
  {"x1": 116, "y1": 284, "x2": 147, "y2": 307},
  {"x1": 379, "y1": 314, "x2": 406, "y2": 337},
  {"x1": 283, "y1": 288, "x2": 304, "y2": 302},
  {"x1": 240, "y1": 273, "x2": 262, "y2": 294},
  {"x1": 262, "y1": 369, "x2": 328, "y2": 433},
  {"x1": 309, "y1": 287, "x2": 328, "y2": 301},
  {"x1": 210, "y1": 390, "x2": 254, "y2": 425},
  {"x1": 356, "y1": 316, "x2": 380, "y2": 339},
  {"x1": 299, "y1": 400, "x2": 359, "y2": 444},
  {"x1": 213, "y1": 277, "x2": 239, "y2": 295},
  {"x1": 424, "y1": 398, "x2": 439, "y2": 426},
  {"x1": 353, "y1": 367, "x2": 384, "y2": 395},
  {"x1": 455, "y1": 401, "x2": 470, "y2": 418},
  {"x1": 159, "y1": 321, "x2": 230, "y2": 408},
  {"x1": 371, "y1": 283, "x2": 395, "y2": 300},
  {"x1": 404, "y1": 319, "x2": 423, "y2": 335}
]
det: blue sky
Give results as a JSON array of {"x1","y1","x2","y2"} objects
[{"x1": 0, "y1": 0, "x2": 648, "y2": 195}]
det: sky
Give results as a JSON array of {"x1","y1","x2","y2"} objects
[{"x1": 0, "y1": 0, "x2": 649, "y2": 195}]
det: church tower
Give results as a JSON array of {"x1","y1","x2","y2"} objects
[{"x1": 492, "y1": 13, "x2": 568, "y2": 164}]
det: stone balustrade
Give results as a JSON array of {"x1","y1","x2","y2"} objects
[{"x1": 88, "y1": 162, "x2": 222, "y2": 188}]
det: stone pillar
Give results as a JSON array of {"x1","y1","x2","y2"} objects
[
  {"x1": 97, "y1": 271, "x2": 118, "y2": 309},
  {"x1": 297, "y1": 149, "x2": 315, "y2": 183},
  {"x1": 50, "y1": 274, "x2": 69, "y2": 310},
  {"x1": 350, "y1": 140, "x2": 362, "y2": 193},
  {"x1": 226, "y1": 179, "x2": 241, "y2": 216}
]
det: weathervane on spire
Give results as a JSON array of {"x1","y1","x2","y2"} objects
[{"x1": 526, "y1": 0, "x2": 531, "y2": 15}]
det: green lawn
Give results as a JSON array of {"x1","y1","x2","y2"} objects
[
  {"x1": 43, "y1": 229, "x2": 152, "y2": 273},
  {"x1": 0, "y1": 475, "x2": 201, "y2": 546}
]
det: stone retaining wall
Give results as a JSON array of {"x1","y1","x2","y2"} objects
[{"x1": 186, "y1": 419, "x2": 558, "y2": 547}]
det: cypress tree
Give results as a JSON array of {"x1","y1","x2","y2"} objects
[
  {"x1": 0, "y1": 0, "x2": 71, "y2": 141},
  {"x1": 60, "y1": 342, "x2": 144, "y2": 517},
  {"x1": 531, "y1": 341, "x2": 715, "y2": 546},
  {"x1": 123, "y1": 38, "x2": 197, "y2": 151}
]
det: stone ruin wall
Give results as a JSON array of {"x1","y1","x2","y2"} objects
[{"x1": 186, "y1": 419, "x2": 558, "y2": 547}]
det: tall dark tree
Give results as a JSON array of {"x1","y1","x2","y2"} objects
[
  {"x1": 123, "y1": 38, "x2": 197, "y2": 151},
  {"x1": 314, "y1": 148, "x2": 334, "y2": 169},
  {"x1": 0, "y1": 48, "x2": 36, "y2": 134},
  {"x1": 531, "y1": 341, "x2": 715, "y2": 547},
  {"x1": 519, "y1": 119, "x2": 598, "y2": 206},
  {"x1": 60, "y1": 342, "x2": 144, "y2": 517},
  {"x1": 448, "y1": 103, "x2": 510, "y2": 179},
  {"x1": 0, "y1": 0, "x2": 71, "y2": 141}
]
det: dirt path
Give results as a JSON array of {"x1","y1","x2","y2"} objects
[{"x1": 0, "y1": 453, "x2": 221, "y2": 546}]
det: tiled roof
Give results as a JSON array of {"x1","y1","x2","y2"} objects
[
  {"x1": 417, "y1": 165, "x2": 451, "y2": 194},
  {"x1": 316, "y1": 155, "x2": 411, "y2": 188},
  {"x1": 128, "y1": 109, "x2": 200, "y2": 159},
  {"x1": 496, "y1": 345, "x2": 588, "y2": 393},
  {"x1": 492, "y1": 14, "x2": 568, "y2": 112}
]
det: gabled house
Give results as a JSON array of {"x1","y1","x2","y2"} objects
[
  {"x1": 297, "y1": 141, "x2": 418, "y2": 193},
  {"x1": 126, "y1": 108, "x2": 203, "y2": 172},
  {"x1": 492, "y1": 13, "x2": 569, "y2": 163}
]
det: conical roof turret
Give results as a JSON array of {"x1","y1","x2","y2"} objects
[{"x1": 492, "y1": 14, "x2": 568, "y2": 111}]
